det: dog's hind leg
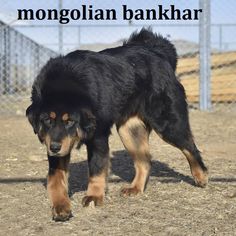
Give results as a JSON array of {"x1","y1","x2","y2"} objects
[
  {"x1": 117, "y1": 116, "x2": 152, "y2": 196},
  {"x1": 181, "y1": 146, "x2": 208, "y2": 187},
  {"x1": 163, "y1": 133, "x2": 208, "y2": 187},
  {"x1": 146, "y1": 92, "x2": 208, "y2": 187},
  {"x1": 47, "y1": 154, "x2": 72, "y2": 221}
]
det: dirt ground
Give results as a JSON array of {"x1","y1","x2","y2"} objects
[{"x1": 0, "y1": 108, "x2": 236, "y2": 236}]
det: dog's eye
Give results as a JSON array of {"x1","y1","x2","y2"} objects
[{"x1": 66, "y1": 120, "x2": 75, "y2": 128}]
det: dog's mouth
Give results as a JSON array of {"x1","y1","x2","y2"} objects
[
  {"x1": 46, "y1": 144, "x2": 72, "y2": 157},
  {"x1": 46, "y1": 138, "x2": 79, "y2": 157},
  {"x1": 47, "y1": 150, "x2": 69, "y2": 157}
]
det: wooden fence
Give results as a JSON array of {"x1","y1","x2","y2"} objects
[{"x1": 178, "y1": 52, "x2": 236, "y2": 103}]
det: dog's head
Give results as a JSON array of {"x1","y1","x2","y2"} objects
[{"x1": 26, "y1": 104, "x2": 96, "y2": 157}]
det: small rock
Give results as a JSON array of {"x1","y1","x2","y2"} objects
[{"x1": 16, "y1": 110, "x2": 24, "y2": 116}]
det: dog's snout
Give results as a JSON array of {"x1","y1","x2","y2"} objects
[{"x1": 50, "y1": 142, "x2": 61, "y2": 153}]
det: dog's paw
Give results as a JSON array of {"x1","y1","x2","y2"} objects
[
  {"x1": 82, "y1": 195, "x2": 104, "y2": 207},
  {"x1": 193, "y1": 170, "x2": 208, "y2": 188},
  {"x1": 120, "y1": 186, "x2": 141, "y2": 197},
  {"x1": 52, "y1": 204, "x2": 73, "y2": 222}
]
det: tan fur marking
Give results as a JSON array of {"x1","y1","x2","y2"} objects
[
  {"x1": 76, "y1": 128, "x2": 83, "y2": 140},
  {"x1": 62, "y1": 113, "x2": 69, "y2": 121},
  {"x1": 182, "y1": 149, "x2": 208, "y2": 186},
  {"x1": 47, "y1": 169, "x2": 71, "y2": 219},
  {"x1": 87, "y1": 171, "x2": 106, "y2": 198},
  {"x1": 47, "y1": 169, "x2": 69, "y2": 205},
  {"x1": 45, "y1": 135, "x2": 75, "y2": 156},
  {"x1": 118, "y1": 116, "x2": 151, "y2": 193},
  {"x1": 118, "y1": 117, "x2": 149, "y2": 155},
  {"x1": 60, "y1": 136, "x2": 73, "y2": 155},
  {"x1": 50, "y1": 111, "x2": 56, "y2": 119},
  {"x1": 131, "y1": 160, "x2": 151, "y2": 191},
  {"x1": 47, "y1": 159, "x2": 71, "y2": 219},
  {"x1": 45, "y1": 134, "x2": 50, "y2": 147}
]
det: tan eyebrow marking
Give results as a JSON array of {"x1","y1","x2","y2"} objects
[
  {"x1": 62, "y1": 113, "x2": 69, "y2": 121},
  {"x1": 49, "y1": 112, "x2": 56, "y2": 119}
]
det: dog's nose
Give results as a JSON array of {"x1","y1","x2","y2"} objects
[{"x1": 50, "y1": 142, "x2": 61, "y2": 153}]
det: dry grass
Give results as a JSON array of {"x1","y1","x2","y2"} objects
[{"x1": 0, "y1": 109, "x2": 236, "y2": 235}]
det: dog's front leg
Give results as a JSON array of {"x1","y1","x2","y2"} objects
[
  {"x1": 82, "y1": 136, "x2": 109, "y2": 207},
  {"x1": 47, "y1": 154, "x2": 72, "y2": 221}
]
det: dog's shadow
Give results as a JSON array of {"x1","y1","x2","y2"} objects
[{"x1": 68, "y1": 150, "x2": 194, "y2": 196}]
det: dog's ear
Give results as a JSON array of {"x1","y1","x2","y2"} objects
[
  {"x1": 26, "y1": 104, "x2": 40, "y2": 134},
  {"x1": 79, "y1": 109, "x2": 96, "y2": 140}
]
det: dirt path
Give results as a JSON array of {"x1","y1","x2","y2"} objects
[{"x1": 0, "y1": 109, "x2": 236, "y2": 236}]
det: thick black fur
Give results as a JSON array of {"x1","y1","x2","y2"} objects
[{"x1": 27, "y1": 28, "x2": 207, "y2": 219}]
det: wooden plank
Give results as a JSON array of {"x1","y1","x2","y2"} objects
[
  {"x1": 211, "y1": 94, "x2": 236, "y2": 102},
  {"x1": 211, "y1": 87, "x2": 236, "y2": 93},
  {"x1": 177, "y1": 52, "x2": 236, "y2": 75},
  {"x1": 181, "y1": 86, "x2": 236, "y2": 93},
  {"x1": 185, "y1": 94, "x2": 236, "y2": 103},
  {"x1": 184, "y1": 95, "x2": 236, "y2": 103},
  {"x1": 181, "y1": 73, "x2": 236, "y2": 81},
  {"x1": 180, "y1": 72, "x2": 236, "y2": 103},
  {"x1": 181, "y1": 76, "x2": 236, "y2": 87},
  {"x1": 178, "y1": 52, "x2": 236, "y2": 102}
]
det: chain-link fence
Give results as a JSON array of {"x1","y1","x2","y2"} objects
[
  {"x1": 0, "y1": 20, "x2": 58, "y2": 114},
  {"x1": 0, "y1": 0, "x2": 236, "y2": 114}
]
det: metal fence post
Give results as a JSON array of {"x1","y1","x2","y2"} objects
[
  {"x1": 58, "y1": 0, "x2": 63, "y2": 54},
  {"x1": 219, "y1": 25, "x2": 222, "y2": 52},
  {"x1": 199, "y1": 0, "x2": 211, "y2": 110}
]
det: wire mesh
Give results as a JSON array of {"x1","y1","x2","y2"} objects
[
  {"x1": 0, "y1": 0, "x2": 235, "y2": 114},
  {"x1": 0, "y1": 20, "x2": 58, "y2": 114}
]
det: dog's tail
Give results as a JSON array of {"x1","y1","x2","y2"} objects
[{"x1": 123, "y1": 27, "x2": 177, "y2": 71}]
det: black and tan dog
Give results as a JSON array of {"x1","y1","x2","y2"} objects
[{"x1": 26, "y1": 28, "x2": 208, "y2": 221}]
